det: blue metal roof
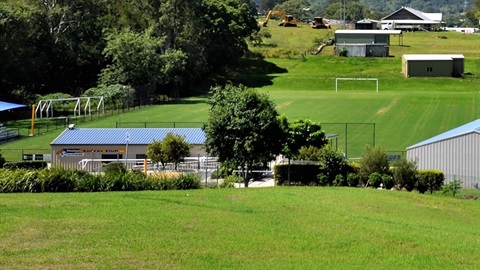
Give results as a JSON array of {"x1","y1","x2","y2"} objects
[
  {"x1": 407, "y1": 119, "x2": 480, "y2": 149},
  {"x1": 51, "y1": 128, "x2": 205, "y2": 145}
]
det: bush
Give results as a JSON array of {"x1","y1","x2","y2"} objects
[
  {"x1": 441, "y1": 179, "x2": 462, "y2": 197},
  {"x1": 382, "y1": 174, "x2": 394, "y2": 189},
  {"x1": 3, "y1": 161, "x2": 48, "y2": 170},
  {"x1": 347, "y1": 173, "x2": 359, "y2": 187},
  {"x1": 416, "y1": 170, "x2": 445, "y2": 194},
  {"x1": 359, "y1": 145, "x2": 390, "y2": 185},
  {"x1": 0, "y1": 169, "x2": 41, "y2": 193},
  {"x1": 220, "y1": 175, "x2": 241, "y2": 188},
  {"x1": 368, "y1": 172, "x2": 383, "y2": 188},
  {"x1": 333, "y1": 174, "x2": 347, "y2": 187},
  {"x1": 38, "y1": 167, "x2": 77, "y2": 192},
  {"x1": 275, "y1": 164, "x2": 320, "y2": 186},
  {"x1": 174, "y1": 173, "x2": 202, "y2": 190},
  {"x1": 392, "y1": 157, "x2": 417, "y2": 191}
]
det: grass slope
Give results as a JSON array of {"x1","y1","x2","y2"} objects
[{"x1": 1, "y1": 188, "x2": 479, "y2": 269}]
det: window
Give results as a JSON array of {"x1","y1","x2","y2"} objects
[
  {"x1": 426, "y1": 67, "x2": 433, "y2": 72},
  {"x1": 136, "y1": 154, "x2": 147, "y2": 159}
]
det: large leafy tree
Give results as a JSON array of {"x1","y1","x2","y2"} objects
[
  {"x1": 203, "y1": 84, "x2": 286, "y2": 187},
  {"x1": 283, "y1": 118, "x2": 328, "y2": 159}
]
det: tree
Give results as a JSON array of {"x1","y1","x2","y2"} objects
[
  {"x1": 283, "y1": 119, "x2": 328, "y2": 159},
  {"x1": 203, "y1": 84, "x2": 286, "y2": 187},
  {"x1": 358, "y1": 145, "x2": 390, "y2": 186},
  {"x1": 160, "y1": 133, "x2": 191, "y2": 170},
  {"x1": 146, "y1": 139, "x2": 167, "y2": 170},
  {"x1": 83, "y1": 84, "x2": 136, "y2": 109},
  {"x1": 146, "y1": 133, "x2": 191, "y2": 170}
]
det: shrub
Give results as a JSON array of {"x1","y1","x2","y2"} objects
[
  {"x1": 368, "y1": 172, "x2": 383, "y2": 188},
  {"x1": 441, "y1": 179, "x2": 462, "y2": 197},
  {"x1": 275, "y1": 164, "x2": 320, "y2": 186},
  {"x1": 220, "y1": 175, "x2": 241, "y2": 188},
  {"x1": 359, "y1": 145, "x2": 390, "y2": 185},
  {"x1": 347, "y1": 173, "x2": 359, "y2": 187},
  {"x1": 174, "y1": 173, "x2": 202, "y2": 190},
  {"x1": 333, "y1": 174, "x2": 347, "y2": 187},
  {"x1": 392, "y1": 157, "x2": 417, "y2": 191},
  {"x1": 416, "y1": 170, "x2": 445, "y2": 194},
  {"x1": 3, "y1": 161, "x2": 48, "y2": 170},
  {"x1": 0, "y1": 169, "x2": 41, "y2": 193},
  {"x1": 382, "y1": 174, "x2": 394, "y2": 189},
  {"x1": 38, "y1": 167, "x2": 76, "y2": 192}
]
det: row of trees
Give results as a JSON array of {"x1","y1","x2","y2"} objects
[{"x1": 0, "y1": 0, "x2": 259, "y2": 104}]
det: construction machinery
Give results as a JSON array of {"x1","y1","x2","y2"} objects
[
  {"x1": 259, "y1": 10, "x2": 300, "y2": 27},
  {"x1": 311, "y1": 17, "x2": 331, "y2": 29}
]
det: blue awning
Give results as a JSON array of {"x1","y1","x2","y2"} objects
[{"x1": 0, "y1": 101, "x2": 28, "y2": 112}]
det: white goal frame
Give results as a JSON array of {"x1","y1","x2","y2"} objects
[{"x1": 335, "y1": 78, "x2": 378, "y2": 92}]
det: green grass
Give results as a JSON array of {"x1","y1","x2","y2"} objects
[
  {"x1": 1, "y1": 187, "x2": 479, "y2": 269},
  {"x1": 1, "y1": 29, "x2": 479, "y2": 160}
]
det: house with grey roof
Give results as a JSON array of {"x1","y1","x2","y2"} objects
[
  {"x1": 407, "y1": 119, "x2": 480, "y2": 188},
  {"x1": 50, "y1": 127, "x2": 207, "y2": 171},
  {"x1": 381, "y1": 7, "x2": 443, "y2": 31}
]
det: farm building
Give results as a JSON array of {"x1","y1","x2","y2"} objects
[
  {"x1": 50, "y1": 127, "x2": 207, "y2": 171},
  {"x1": 402, "y1": 54, "x2": 465, "y2": 77},
  {"x1": 407, "y1": 119, "x2": 480, "y2": 188},
  {"x1": 355, "y1": 19, "x2": 379, "y2": 30},
  {"x1": 334, "y1": 30, "x2": 402, "y2": 57},
  {"x1": 381, "y1": 7, "x2": 443, "y2": 31}
]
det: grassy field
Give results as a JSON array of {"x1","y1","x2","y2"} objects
[
  {"x1": 1, "y1": 187, "x2": 479, "y2": 269},
  {"x1": 1, "y1": 26, "x2": 479, "y2": 160}
]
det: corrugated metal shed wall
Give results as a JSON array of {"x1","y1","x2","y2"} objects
[
  {"x1": 405, "y1": 59, "x2": 453, "y2": 77},
  {"x1": 407, "y1": 133, "x2": 480, "y2": 188},
  {"x1": 335, "y1": 44, "x2": 366, "y2": 57},
  {"x1": 335, "y1": 33, "x2": 390, "y2": 44},
  {"x1": 335, "y1": 44, "x2": 388, "y2": 57}
]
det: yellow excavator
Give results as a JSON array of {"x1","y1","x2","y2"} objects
[{"x1": 259, "y1": 10, "x2": 300, "y2": 27}]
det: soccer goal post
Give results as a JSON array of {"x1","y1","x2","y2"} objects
[{"x1": 335, "y1": 78, "x2": 379, "y2": 92}]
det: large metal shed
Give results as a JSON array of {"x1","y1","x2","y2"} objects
[
  {"x1": 334, "y1": 30, "x2": 403, "y2": 45},
  {"x1": 407, "y1": 119, "x2": 480, "y2": 188},
  {"x1": 402, "y1": 54, "x2": 465, "y2": 77},
  {"x1": 50, "y1": 127, "x2": 207, "y2": 171}
]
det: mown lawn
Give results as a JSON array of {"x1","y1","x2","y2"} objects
[
  {"x1": 1, "y1": 187, "x2": 479, "y2": 269},
  {"x1": 1, "y1": 29, "x2": 479, "y2": 160}
]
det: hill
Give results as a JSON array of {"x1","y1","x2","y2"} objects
[{"x1": 1, "y1": 188, "x2": 479, "y2": 269}]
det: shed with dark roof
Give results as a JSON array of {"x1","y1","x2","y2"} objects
[
  {"x1": 50, "y1": 128, "x2": 206, "y2": 170},
  {"x1": 407, "y1": 119, "x2": 480, "y2": 188}
]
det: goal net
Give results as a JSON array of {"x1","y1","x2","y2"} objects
[{"x1": 335, "y1": 78, "x2": 378, "y2": 92}]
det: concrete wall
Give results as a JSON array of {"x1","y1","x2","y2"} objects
[{"x1": 407, "y1": 133, "x2": 480, "y2": 188}]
